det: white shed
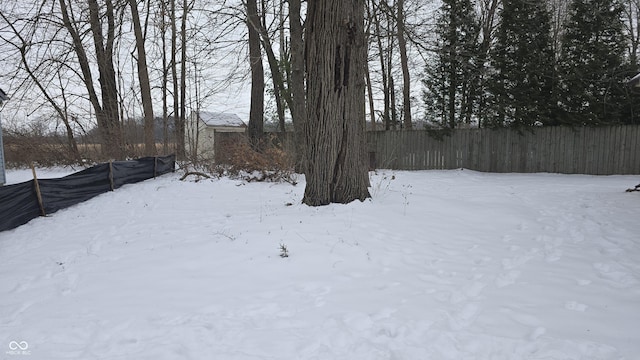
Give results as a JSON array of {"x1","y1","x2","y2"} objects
[
  {"x1": 0, "y1": 88, "x2": 8, "y2": 186},
  {"x1": 185, "y1": 111, "x2": 247, "y2": 160}
]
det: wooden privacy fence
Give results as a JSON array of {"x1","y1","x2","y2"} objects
[
  {"x1": 368, "y1": 125, "x2": 639, "y2": 174},
  {"x1": 219, "y1": 125, "x2": 639, "y2": 175}
]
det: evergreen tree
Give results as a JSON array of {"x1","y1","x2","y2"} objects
[
  {"x1": 422, "y1": 0, "x2": 480, "y2": 129},
  {"x1": 486, "y1": 0, "x2": 555, "y2": 128},
  {"x1": 558, "y1": 0, "x2": 628, "y2": 125}
]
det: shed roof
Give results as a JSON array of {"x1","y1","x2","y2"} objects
[
  {"x1": 199, "y1": 111, "x2": 246, "y2": 127},
  {"x1": 629, "y1": 73, "x2": 640, "y2": 88}
]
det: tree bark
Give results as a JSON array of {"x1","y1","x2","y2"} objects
[
  {"x1": 251, "y1": 7, "x2": 287, "y2": 132},
  {"x1": 303, "y1": 0, "x2": 371, "y2": 206},
  {"x1": 372, "y1": 2, "x2": 390, "y2": 130},
  {"x1": 179, "y1": 0, "x2": 188, "y2": 156},
  {"x1": 129, "y1": 0, "x2": 156, "y2": 156},
  {"x1": 365, "y1": 60, "x2": 376, "y2": 130},
  {"x1": 90, "y1": 0, "x2": 122, "y2": 158},
  {"x1": 396, "y1": 0, "x2": 412, "y2": 129},
  {"x1": 160, "y1": 0, "x2": 169, "y2": 154},
  {"x1": 59, "y1": 0, "x2": 123, "y2": 158},
  {"x1": 478, "y1": 0, "x2": 500, "y2": 128},
  {"x1": 624, "y1": 0, "x2": 640, "y2": 65},
  {"x1": 289, "y1": 0, "x2": 307, "y2": 171},
  {"x1": 364, "y1": 3, "x2": 377, "y2": 131},
  {"x1": 247, "y1": 0, "x2": 264, "y2": 145},
  {"x1": 171, "y1": 0, "x2": 182, "y2": 157}
]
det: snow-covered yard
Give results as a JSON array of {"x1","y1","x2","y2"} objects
[{"x1": 1, "y1": 168, "x2": 639, "y2": 359}]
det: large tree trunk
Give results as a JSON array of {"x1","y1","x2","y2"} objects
[
  {"x1": 289, "y1": 0, "x2": 307, "y2": 171},
  {"x1": 129, "y1": 0, "x2": 156, "y2": 156},
  {"x1": 303, "y1": 0, "x2": 371, "y2": 206},
  {"x1": 247, "y1": 0, "x2": 264, "y2": 145}
]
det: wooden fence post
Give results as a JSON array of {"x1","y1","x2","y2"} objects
[
  {"x1": 109, "y1": 160, "x2": 115, "y2": 191},
  {"x1": 30, "y1": 164, "x2": 46, "y2": 216}
]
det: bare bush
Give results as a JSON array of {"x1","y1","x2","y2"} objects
[
  {"x1": 183, "y1": 134, "x2": 297, "y2": 184},
  {"x1": 3, "y1": 132, "x2": 87, "y2": 168}
]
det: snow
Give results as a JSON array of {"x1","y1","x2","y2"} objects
[
  {"x1": 198, "y1": 111, "x2": 246, "y2": 127},
  {"x1": 1, "y1": 168, "x2": 640, "y2": 359}
]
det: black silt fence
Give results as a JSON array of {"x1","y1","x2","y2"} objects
[{"x1": 0, "y1": 155, "x2": 175, "y2": 233}]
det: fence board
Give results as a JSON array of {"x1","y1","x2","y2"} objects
[
  {"x1": 627, "y1": 126, "x2": 634, "y2": 174},
  {"x1": 612, "y1": 126, "x2": 621, "y2": 174},
  {"x1": 628, "y1": 126, "x2": 637, "y2": 174}
]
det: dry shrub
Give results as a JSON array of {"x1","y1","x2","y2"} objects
[{"x1": 215, "y1": 134, "x2": 297, "y2": 184}]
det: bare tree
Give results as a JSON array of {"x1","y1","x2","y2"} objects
[
  {"x1": 364, "y1": 3, "x2": 377, "y2": 130},
  {"x1": 303, "y1": 0, "x2": 371, "y2": 205},
  {"x1": 371, "y1": 0, "x2": 392, "y2": 130},
  {"x1": 58, "y1": 0, "x2": 124, "y2": 158},
  {"x1": 0, "y1": 7, "x2": 82, "y2": 163},
  {"x1": 159, "y1": 0, "x2": 170, "y2": 154},
  {"x1": 246, "y1": 0, "x2": 264, "y2": 144},
  {"x1": 623, "y1": 0, "x2": 640, "y2": 65},
  {"x1": 254, "y1": 0, "x2": 288, "y2": 132},
  {"x1": 396, "y1": 0, "x2": 412, "y2": 129},
  {"x1": 476, "y1": 0, "x2": 500, "y2": 126},
  {"x1": 179, "y1": 0, "x2": 189, "y2": 156},
  {"x1": 168, "y1": 0, "x2": 191, "y2": 159},
  {"x1": 548, "y1": 0, "x2": 568, "y2": 58},
  {"x1": 171, "y1": 0, "x2": 182, "y2": 157},
  {"x1": 289, "y1": 0, "x2": 307, "y2": 170},
  {"x1": 129, "y1": 0, "x2": 156, "y2": 156}
]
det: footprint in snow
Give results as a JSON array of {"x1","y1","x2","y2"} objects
[
  {"x1": 502, "y1": 308, "x2": 542, "y2": 327},
  {"x1": 529, "y1": 326, "x2": 547, "y2": 340},
  {"x1": 446, "y1": 303, "x2": 480, "y2": 331},
  {"x1": 472, "y1": 256, "x2": 492, "y2": 266},
  {"x1": 593, "y1": 263, "x2": 637, "y2": 287},
  {"x1": 543, "y1": 245, "x2": 563, "y2": 262},
  {"x1": 495, "y1": 270, "x2": 521, "y2": 288},
  {"x1": 501, "y1": 251, "x2": 536, "y2": 270},
  {"x1": 565, "y1": 301, "x2": 588, "y2": 312},
  {"x1": 450, "y1": 281, "x2": 487, "y2": 304}
]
